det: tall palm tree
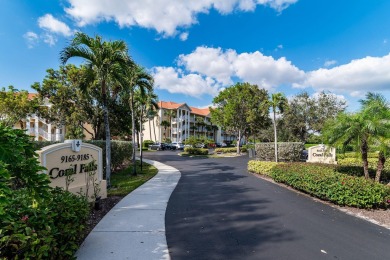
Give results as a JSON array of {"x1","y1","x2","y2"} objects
[
  {"x1": 266, "y1": 93, "x2": 288, "y2": 162},
  {"x1": 145, "y1": 92, "x2": 158, "y2": 142},
  {"x1": 323, "y1": 93, "x2": 390, "y2": 180},
  {"x1": 160, "y1": 120, "x2": 170, "y2": 140},
  {"x1": 360, "y1": 93, "x2": 390, "y2": 182},
  {"x1": 164, "y1": 110, "x2": 176, "y2": 140},
  {"x1": 150, "y1": 110, "x2": 158, "y2": 142},
  {"x1": 60, "y1": 32, "x2": 130, "y2": 187},
  {"x1": 134, "y1": 88, "x2": 157, "y2": 172},
  {"x1": 120, "y1": 65, "x2": 153, "y2": 176}
]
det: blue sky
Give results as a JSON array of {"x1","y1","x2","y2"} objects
[{"x1": 1, "y1": 0, "x2": 390, "y2": 111}]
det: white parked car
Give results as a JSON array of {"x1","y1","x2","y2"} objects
[{"x1": 172, "y1": 142, "x2": 184, "y2": 150}]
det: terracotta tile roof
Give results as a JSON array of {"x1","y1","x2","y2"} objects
[
  {"x1": 28, "y1": 93, "x2": 37, "y2": 100},
  {"x1": 158, "y1": 101, "x2": 185, "y2": 109},
  {"x1": 190, "y1": 106, "x2": 210, "y2": 116},
  {"x1": 158, "y1": 101, "x2": 210, "y2": 117}
]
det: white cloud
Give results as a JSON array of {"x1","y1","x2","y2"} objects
[
  {"x1": 302, "y1": 54, "x2": 390, "y2": 94},
  {"x1": 38, "y1": 14, "x2": 73, "y2": 36},
  {"x1": 155, "y1": 47, "x2": 390, "y2": 99},
  {"x1": 42, "y1": 33, "x2": 57, "y2": 46},
  {"x1": 179, "y1": 32, "x2": 189, "y2": 41},
  {"x1": 233, "y1": 51, "x2": 305, "y2": 89},
  {"x1": 178, "y1": 46, "x2": 305, "y2": 89},
  {"x1": 323, "y1": 60, "x2": 337, "y2": 67},
  {"x1": 179, "y1": 47, "x2": 236, "y2": 85},
  {"x1": 152, "y1": 67, "x2": 221, "y2": 97},
  {"x1": 23, "y1": 31, "x2": 39, "y2": 48},
  {"x1": 65, "y1": 0, "x2": 297, "y2": 37}
]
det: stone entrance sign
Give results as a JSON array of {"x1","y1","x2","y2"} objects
[
  {"x1": 306, "y1": 144, "x2": 337, "y2": 164},
  {"x1": 37, "y1": 140, "x2": 107, "y2": 200}
]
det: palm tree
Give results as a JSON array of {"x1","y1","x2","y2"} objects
[
  {"x1": 120, "y1": 65, "x2": 153, "y2": 176},
  {"x1": 152, "y1": 110, "x2": 158, "y2": 142},
  {"x1": 164, "y1": 110, "x2": 176, "y2": 140},
  {"x1": 60, "y1": 32, "x2": 130, "y2": 187},
  {"x1": 161, "y1": 120, "x2": 170, "y2": 140},
  {"x1": 266, "y1": 93, "x2": 288, "y2": 162},
  {"x1": 135, "y1": 88, "x2": 157, "y2": 172},
  {"x1": 323, "y1": 93, "x2": 390, "y2": 180},
  {"x1": 144, "y1": 92, "x2": 158, "y2": 142},
  {"x1": 360, "y1": 93, "x2": 390, "y2": 182}
]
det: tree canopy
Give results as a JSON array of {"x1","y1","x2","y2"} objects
[
  {"x1": 0, "y1": 86, "x2": 38, "y2": 128},
  {"x1": 210, "y1": 82, "x2": 270, "y2": 153}
]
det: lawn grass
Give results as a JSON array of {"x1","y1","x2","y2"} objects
[{"x1": 108, "y1": 160, "x2": 158, "y2": 196}]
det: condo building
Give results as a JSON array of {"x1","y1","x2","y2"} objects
[{"x1": 142, "y1": 101, "x2": 237, "y2": 144}]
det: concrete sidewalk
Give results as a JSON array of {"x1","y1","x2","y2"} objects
[{"x1": 76, "y1": 158, "x2": 181, "y2": 260}]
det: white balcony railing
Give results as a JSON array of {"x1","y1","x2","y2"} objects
[{"x1": 28, "y1": 127, "x2": 64, "y2": 141}]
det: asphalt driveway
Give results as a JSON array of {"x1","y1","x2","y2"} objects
[{"x1": 143, "y1": 151, "x2": 390, "y2": 260}]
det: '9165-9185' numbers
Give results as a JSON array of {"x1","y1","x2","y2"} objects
[{"x1": 61, "y1": 154, "x2": 90, "y2": 163}]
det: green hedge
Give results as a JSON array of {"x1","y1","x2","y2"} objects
[
  {"x1": 269, "y1": 163, "x2": 390, "y2": 208},
  {"x1": 0, "y1": 188, "x2": 89, "y2": 259},
  {"x1": 255, "y1": 142, "x2": 304, "y2": 162},
  {"x1": 0, "y1": 126, "x2": 90, "y2": 259},
  {"x1": 86, "y1": 140, "x2": 132, "y2": 173},
  {"x1": 215, "y1": 147, "x2": 247, "y2": 153},
  {"x1": 247, "y1": 160, "x2": 279, "y2": 177},
  {"x1": 337, "y1": 158, "x2": 390, "y2": 183},
  {"x1": 142, "y1": 140, "x2": 154, "y2": 148},
  {"x1": 184, "y1": 147, "x2": 209, "y2": 155},
  {"x1": 337, "y1": 152, "x2": 379, "y2": 159}
]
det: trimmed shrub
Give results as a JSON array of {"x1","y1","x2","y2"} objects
[
  {"x1": 33, "y1": 140, "x2": 61, "y2": 150},
  {"x1": 0, "y1": 188, "x2": 89, "y2": 259},
  {"x1": 247, "y1": 160, "x2": 279, "y2": 177},
  {"x1": 86, "y1": 140, "x2": 132, "y2": 173},
  {"x1": 337, "y1": 152, "x2": 379, "y2": 160},
  {"x1": 142, "y1": 140, "x2": 154, "y2": 148},
  {"x1": 0, "y1": 125, "x2": 90, "y2": 259},
  {"x1": 270, "y1": 163, "x2": 390, "y2": 208},
  {"x1": 337, "y1": 158, "x2": 390, "y2": 183},
  {"x1": 184, "y1": 147, "x2": 208, "y2": 155},
  {"x1": 255, "y1": 142, "x2": 304, "y2": 162},
  {"x1": 215, "y1": 147, "x2": 247, "y2": 153}
]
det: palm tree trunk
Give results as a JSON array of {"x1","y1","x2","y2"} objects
[
  {"x1": 237, "y1": 129, "x2": 241, "y2": 154},
  {"x1": 140, "y1": 106, "x2": 143, "y2": 173},
  {"x1": 102, "y1": 83, "x2": 111, "y2": 187},
  {"x1": 273, "y1": 108, "x2": 278, "y2": 163},
  {"x1": 361, "y1": 138, "x2": 369, "y2": 179},
  {"x1": 131, "y1": 94, "x2": 137, "y2": 176},
  {"x1": 148, "y1": 117, "x2": 152, "y2": 141},
  {"x1": 375, "y1": 152, "x2": 386, "y2": 182},
  {"x1": 153, "y1": 116, "x2": 157, "y2": 142}
]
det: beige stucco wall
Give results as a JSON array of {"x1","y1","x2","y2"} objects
[{"x1": 37, "y1": 141, "x2": 107, "y2": 201}]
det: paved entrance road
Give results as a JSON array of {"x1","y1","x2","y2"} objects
[{"x1": 143, "y1": 151, "x2": 390, "y2": 260}]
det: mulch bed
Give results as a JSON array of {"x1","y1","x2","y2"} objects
[{"x1": 79, "y1": 196, "x2": 124, "y2": 245}]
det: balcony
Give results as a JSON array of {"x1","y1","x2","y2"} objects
[{"x1": 28, "y1": 127, "x2": 64, "y2": 141}]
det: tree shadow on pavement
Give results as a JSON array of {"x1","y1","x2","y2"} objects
[{"x1": 164, "y1": 157, "x2": 298, "y2": 260}]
